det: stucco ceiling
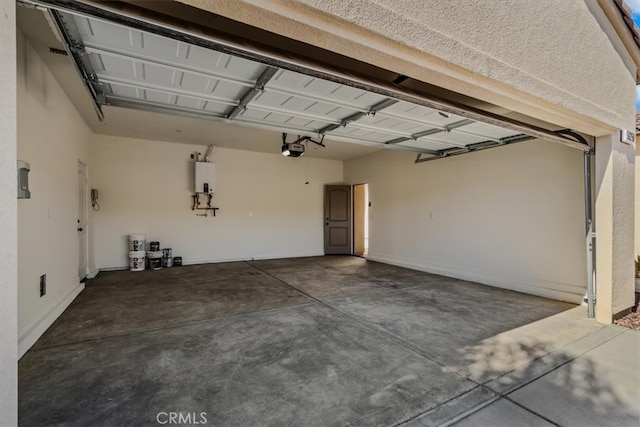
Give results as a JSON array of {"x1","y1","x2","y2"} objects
[{"x1": 16, "y1": 6, "x2": 380, "y2": 161}]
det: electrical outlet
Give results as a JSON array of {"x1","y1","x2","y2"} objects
[{"x1": 40, "y1": 274, "x2": 46, "y2": 297}]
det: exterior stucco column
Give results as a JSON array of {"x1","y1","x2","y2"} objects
[
  {"x1": 636, "y1": 141, "x2": 640, "y2": 293},
  {"x1": 0, "y1": 0, "x2": 18, "y2": 423},
  {"x1": 594, "y1": 133, "x2": 635, "y2": 323}
]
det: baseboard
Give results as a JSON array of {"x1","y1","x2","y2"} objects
[
  {"x1": 182, "y1": 256, "x2": 254, "y2": 266},
  {"x1": 367, "y1": 253, "x2": 584, "y2": 304},
  {"x1": 18, "y1": 281, "x2": 84, "y2": 358},
  {"x1": 86, "y1": 268, "x2": 100, "y2": 279},
  {"x1": 100, "y1": 252, "x2": 326, "y2": 270},
  {"x1": 249, "y1": 252, "x2": 325, "y2": 262},
  {"x1": 181, "y1": 252, "x2": 326, "y2": 265}
]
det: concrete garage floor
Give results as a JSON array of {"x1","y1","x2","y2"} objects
[{"x1": 19, "y1": 256, "x2": 640, "y2": 426}]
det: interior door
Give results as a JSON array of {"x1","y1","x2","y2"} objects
[
  {"x1": 324, "y1": 185, "x2": 352, "y2": 255},
  {"x1": 77, "y1": 161, "x2": 88, "y2": 279}
]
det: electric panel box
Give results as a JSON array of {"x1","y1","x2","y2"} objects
[{"x1": 194, "y1": 162, "x2": 215, "y2": 194}]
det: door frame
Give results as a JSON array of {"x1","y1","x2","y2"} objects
[
  {"x1": 77, "y1": 160, "x2": 89, "y2": 280},
  {"x1": 352, "y1": 183, "x2": 368, "y2": 257}
]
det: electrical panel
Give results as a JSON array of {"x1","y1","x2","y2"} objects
[{"x1": 194, "y1": 162, "x2": 215, "y2": 194}]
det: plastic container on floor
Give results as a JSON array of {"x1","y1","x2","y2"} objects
[
  {"x1": 128, "y1": 234, "x2": 145, "y2": 251},
  {"x1": 147, "y1": 251, "x2": 163, "y2": 270},
  {"x1": 129, "y1": 251, "x2": 146, "y2": 271}
]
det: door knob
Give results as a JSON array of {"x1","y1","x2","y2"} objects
[{"x1": 78, "y1": 228, "x2": 83, "y2": 232}]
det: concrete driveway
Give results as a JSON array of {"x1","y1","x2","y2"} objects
[{"x1": 18, "y1": 256, "x2": 640, "y2": 426}]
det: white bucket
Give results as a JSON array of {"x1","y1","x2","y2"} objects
[
  {"x1": 129, "y1": 251, "x2": 146, "y2": 271},
  {"x1": 128, "y1": 234, "x2": 146, "y2": 251},
  {"x1": 147, "y1": 251, "x2": 163, "y2": 270}
]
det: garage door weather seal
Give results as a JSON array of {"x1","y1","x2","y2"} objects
[{"x1": 19, "y1": 0, "x2": 591, "y2": 160}]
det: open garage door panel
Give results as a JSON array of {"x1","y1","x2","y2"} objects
[{"x1": 37, "y1": 1, "x2": 589, "y2": 161}]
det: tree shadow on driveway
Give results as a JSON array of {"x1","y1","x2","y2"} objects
[{"x1": 443, "y1": 325, "x2": 640, "y2": 426}]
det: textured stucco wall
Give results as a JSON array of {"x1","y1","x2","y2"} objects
[
  {"x1": 636, "y1": 142, "x2": 640, "y2": 291},
  {"x1": 0, "y1": 1, "x2": 18, "y2": 423},
  {"x1": 178, "y1": 0, "x2": 636, "y2": 134},
  {"x1": 344, "y1": 140, "x2": 587, "y2": 303},
  {"x1": 595, "y1": 133, "x2": 636, "y2": 322}
]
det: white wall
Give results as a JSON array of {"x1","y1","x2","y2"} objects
[
  {"x1": 345, "y1": 140, "x2": 587, "y2": 303},
  {"x1": 17, "y1": 33, "x2": 93, "y2": 356},
  {"x1": 0, "y1": 0, "x2": 18, "y2": 422},
  {"x1": 91, "y1": 135, "x2": 343, "y2": 268}
]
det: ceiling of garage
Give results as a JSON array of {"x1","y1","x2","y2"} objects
[
  {"x1": 16, "y1": 6, "x2": 378, "y2": 160},
  {"x1": 17, "y1": 1, "x2": 588, "y2": 161}
]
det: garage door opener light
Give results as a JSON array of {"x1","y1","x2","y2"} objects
[{"x1": 281, "y1": 133, "x2": 325, "y2": 157}]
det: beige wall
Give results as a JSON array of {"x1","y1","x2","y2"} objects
[
  {"x1": 17, "y1": 33, "x2": 93, "y2": 356},
  {"x1": 344, "y1": 140, "x2": 587, "y2": 303},
  {"x1": 91, "y1": 135, "x2": 343, "y2": 268},
  {"x1": 179, "y1": 0, "x2": 637, "y2": 135},
  {"x1": 595, "y1": 133, "x2": 636, "y2": 321},
  {"x1": 0, "y1": 0, "x2": 18, "y2": 423}
]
